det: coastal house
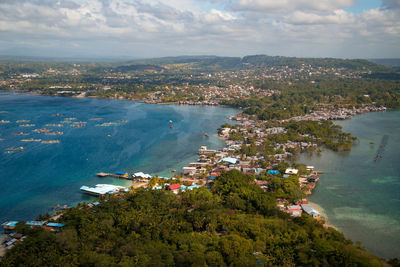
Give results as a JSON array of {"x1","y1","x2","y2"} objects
[
  {"x1": 301, "y1": 204, "x2": 320, "y2": 219},
  {"x1": 285, "y1": 168, "x2": 299, "y2": 175},
  {"x1": 133, "y1": 172, "x2": 152, "y2": 180},
  {"x1": 218, "y1": 157, "x2": 238, "y2": 165},
  {"x1": 285, "y1": 205, "x2": 302, "y2": 217},
  {"x1": 182, "y1": 166, "x2": 197, "y2": 176},
  {"x1": 167, "y1": 183, "x2": 181, "y2": 194}
]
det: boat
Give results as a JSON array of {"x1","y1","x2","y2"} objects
[
  {"x1": 41, "y1": 140, "x2": 60, "y2": 144},
  {"x1": 0, "y1": 120, "x2": 10, "y2": 124},
  {"x1": 205, "y1": 133, "x2": 209, "y2": 137},
  {"x1": 170, "y1": 170, "x2": 176, "y2": 173},
  {"x1": 170, "y1": 124, "x2": 173, "y2": 128},
  {"x1": 13, "y1": 132, "x2": 29, "y2": 136},
  {"x1": 19, "y1": 124, "x2": 35, "y2": 127},
  {"x1": 45, "y1": 131, "x2": 63, "y2": 135},
  {"x1": 16, "y1": 120, "x2": 30, "y2": 123},
  {"x1": 21, "y1": 138, "x2": 41, "y2": 142},
  {"x1": 80, "y1": 184, "x2": 128, "y2": 196},
  {"x1": 32, "y1": 128, "x2": 51, "y2": 133},
  {"x1": 5, "y1": 147, "x2": 24, "y2": 153},
  {"x1": 45, "y1": 124, "x2": 63, "y2": 127},
  {"x1": 169, "y1": 120, "x2": 173, "y2": 123}
]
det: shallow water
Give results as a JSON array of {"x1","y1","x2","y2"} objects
[
  {"x1": 297, "y1": 111, "x2": 400, "y2": 259},
  {"x1": 0, "y1": 93, "x2": 237, "y2": 222}
]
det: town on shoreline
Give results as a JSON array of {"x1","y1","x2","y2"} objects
[{"x1": 1, "y1": 55, "x2": 398, "y2": 263}]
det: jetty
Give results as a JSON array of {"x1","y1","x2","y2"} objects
[
  {"x1": 374, "y1": 135, "x2": 389, "y2": 162},
  {"x1": 96, "y1": 171, "x2": 131, "y2": 180}
]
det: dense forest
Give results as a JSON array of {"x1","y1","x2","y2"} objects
[{"x1": 1, "y1": 170, "x2": 390, "y2": 266}]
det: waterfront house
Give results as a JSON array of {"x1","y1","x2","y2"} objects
[{"x1": 301, "y1": 204, "x2": 320, "y2": 219}]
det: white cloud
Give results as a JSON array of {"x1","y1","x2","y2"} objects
[
  {"x1": 0, "y1": 0, "x2": 398, "y2": 58},
  {"x1": 285, "y1": 10, "x2": 355, "y2": 25},
  {"x1": 233, "y1": 0, "x2": 355, "y2": 12}
]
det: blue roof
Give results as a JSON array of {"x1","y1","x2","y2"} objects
[
  {"x1": 92, "y1": 201, "x2": 100, "y2": 206},
  {"x1": 209, "y1": 176, "x2": 216, "y2": 180},
  {"x1": 282, "y1": 174, "x2": 290, "y2": 178},
  {"x1": 46, "y1": 223, "x2": 64, "y2": 227},
  {"x1": 268, "y1": 170, "x2": 280, "y2": 175},
  {"x1": 2, "y1": 221, "x2": 19, "y2": 228},
  {"x1": 26, "y1": 221, "x2": 45, "y2": 226},
  {"x1": 219, "y1": 157, "x2": 238, "y2": 164},
  {"x1": 115, "y1": 171, "x2": 128, "y2": 175}
]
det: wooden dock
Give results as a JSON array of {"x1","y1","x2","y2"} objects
[{"x1": 96, "y1": 172, "x2": 131, "y2": 180}]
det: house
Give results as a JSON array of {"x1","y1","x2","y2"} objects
[
  {"x1": 301, "y1": 204, "x2": 320, "y2": 219},
  {"x1": 285, "y1": 168, "x2": 299, "y2": 175},
  {"x1": 182, "y1": 167, "x2": 197, "y2": 176},
  {"x1": 168, "y1": 183, "x2": 181, "y2": 194},
  {"x1": 285, "y1": 205, "x2": 302, "y2": 217},
  {"x1": 218, "y1": 157, "x2": 238, "y2": 165},
  {"x1": 44, "y1": 223, "x2": 65, "y2": 231}
]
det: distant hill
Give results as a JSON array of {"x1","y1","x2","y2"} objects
[
  {"x1": 368, "y1": 58, "x2": 400, "y2": 72},
  {"x1": 111, "y1": 64, "x2": 164, "y2": 73},
  {"x1": 121, "y1": 55, "x2": 388, "y2": 72}
]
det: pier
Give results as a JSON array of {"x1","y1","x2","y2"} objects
[
  {"x1": 374, "y1": 135, "x2": 389, "y2": 162},
  {"x1": 96, "y1": 171, "x2": 131, "y2": 180}
]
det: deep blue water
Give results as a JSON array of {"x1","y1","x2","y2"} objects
[
  {"x1": 297, "y1": 111, "x2": 400, "y2": 259},
  {"x1": 0, "y1": 93, "x2": 237, "y2": 222}
]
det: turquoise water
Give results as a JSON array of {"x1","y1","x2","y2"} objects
[
  {"x1": 297, "y1": 111, "x2": 400, "y2": 259},
  {"x1": 0, "y1": 93, "x2": 237, "y2": 222}
]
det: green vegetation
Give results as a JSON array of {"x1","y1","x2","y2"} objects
[{"x1": 1, "y1": 170, "x2": 388, "y2": 266}]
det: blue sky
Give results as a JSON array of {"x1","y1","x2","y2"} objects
[
  {"x1": 0, "y1": 0, "x2": 399, "y2": 59},
  {"x1": 345, "y1": 0, "x2": 381, "y2": 13}
]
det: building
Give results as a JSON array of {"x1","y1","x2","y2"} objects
[
  {"x1": 168, "y1": 183, "x2": 181, "y2": 194},
  {"x1": 285, "y1": 205, "x2": 302, "y2": 217},
  {"x1": 285, "y1": 168, "x2": 299, "y2": 175},
  {"x1": 301, "y1": 204, "x2": 320, "y2": 218}
]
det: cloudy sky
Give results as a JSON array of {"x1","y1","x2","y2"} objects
[{"x1": 0, "y1": 0, "x2": 399, "y2": 59}]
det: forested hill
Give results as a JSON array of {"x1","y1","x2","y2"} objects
[
  {"x1": 124, "y1": 55, "x2": 389, "y2": 72},
  {"x1": 1, "y1": 170, "x2": 389, "y2": 266}
]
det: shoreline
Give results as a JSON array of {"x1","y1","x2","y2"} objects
[{"x1": 1, "y1": 92, "x2": 395, "y2": 258}]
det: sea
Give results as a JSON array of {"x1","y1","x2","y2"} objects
[
  {"x1": 297, "y1": 110, "x2": 400, "y2": 259},
  {"x1": 0, "y1": 93, "x2": 237, "y2": 222}
]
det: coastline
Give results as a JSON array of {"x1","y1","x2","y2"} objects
[
  {"x1": 1, "y1": 92, "x2": 397, "y2": 259},
  {"x1": 295, "y1": 110, "x2": 400, "y2": 259}
]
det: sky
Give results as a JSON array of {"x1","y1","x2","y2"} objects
[{"x1": 0, "y1": 0, "x2": 399, "y2": 59}]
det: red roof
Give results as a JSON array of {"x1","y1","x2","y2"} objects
[{"x1": 168, "y1": 184, "x2": 181, "y2": 190}]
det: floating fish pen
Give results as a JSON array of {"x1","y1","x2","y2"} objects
[
  {"x1": 32, "y1": 128, "x2": 51, "y2": 133},
  {"x1": 41, "y1": 140, "x2": 60, "y2": 144},
  {"x1": 45, "y1": 131, "x2": 63, "y2": 135},
  {"x1": 374, "y1": 135, "x2": 389, "y2": 162},
  {"x1": 21, "y1": 138, "x2": 41, "y2": 142},
  {"x1": 45, "y1": 124, "x2": 63, "y2": 127}
]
